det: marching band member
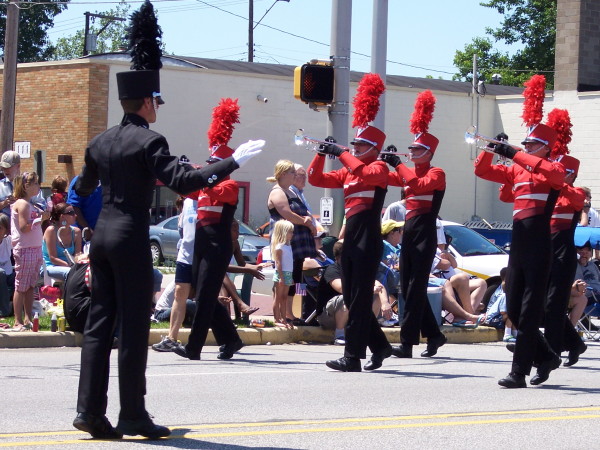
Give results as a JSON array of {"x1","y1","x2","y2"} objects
[
  {"x1": 73, "y1": 3, "x2": 263, "y2": 438},
  {"x1": 308, "y1": 73, "x2": 393, "y2": 372},
  {"x1": 543, "y1": 109, "x2": 587, "y2": 367},
  {"x1": 382, "y1": 90, "x2": 447, "y2": 360},
  {"x1": 174, "y1": 98, "x2": 246, "y2": 361},
  {"x1": 474, "y1": 75, "x2": 565, "y2": 388}
]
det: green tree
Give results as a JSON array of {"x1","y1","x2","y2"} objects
[
  {"x1": 453, "y1": 0, "x2": 557, "y2": 87},
  {"x1": 51, "y1": 2, "x2": 130, "y2": 60},
  {"x1": 0, "y1": 0, "x2": 68, "y2": 62}
]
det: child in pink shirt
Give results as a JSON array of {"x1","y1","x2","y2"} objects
[{"x1": 11, "y1": 172, "x2": 50, "y2": 331}]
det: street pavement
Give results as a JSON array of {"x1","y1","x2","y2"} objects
[{"x1": 1, "y1": 339, "x2": 600, "y2": 448}]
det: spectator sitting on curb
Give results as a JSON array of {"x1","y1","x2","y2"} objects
[
  {"x1": 315, "y1": 241, "x2": 394, "y2": 345},
  {"x1": 483, "y1": 267, "x2": 517, "y2": 341}
]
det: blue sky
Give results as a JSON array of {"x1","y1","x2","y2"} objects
[{"x1": 47, "y1": 0, "x2": 513, "y2": 79}]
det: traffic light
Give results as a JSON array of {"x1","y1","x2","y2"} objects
[{"x1": 294, "y1": 63, "x2": 334, "y2": 105}]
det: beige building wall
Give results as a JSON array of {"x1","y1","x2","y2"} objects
[{"x1": 4, "y1": 57, "x2": 598, "y2": 228}]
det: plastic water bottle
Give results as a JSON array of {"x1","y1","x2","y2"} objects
[
  {"x1": 32, "y1": 312, "x2": 39, "y2": 332},
  {"x1": 50, "y1": 313, "x2": 57, "y2": 332}
]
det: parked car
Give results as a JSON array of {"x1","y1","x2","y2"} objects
[
  {"x1": 149, "y1": 218, "x2": 269, "y2": 265},
  {"x1": 463, "y1": 220, "x2": 512, "y2": 252}
]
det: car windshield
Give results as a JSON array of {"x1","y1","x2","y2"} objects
[
  {"x1": 445, "y1": 224, "x2": 505, "y2": 256},
  {"x1": 237, "y1": 220, "x2": 259, "y2": 236}
]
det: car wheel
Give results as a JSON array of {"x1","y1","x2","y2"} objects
[{"x1": 150, "y1": 241, "x2": 164, "y2": 265}]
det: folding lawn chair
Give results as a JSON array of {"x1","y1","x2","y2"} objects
[{"x1": 577, "y1": 290, "x2": 600, "y2": 341}]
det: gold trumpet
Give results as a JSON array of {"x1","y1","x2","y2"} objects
[
  {"x1": 294, "y1": 129, "x2": 410, "y2": 161},
  {"x1": 464, "y1": 126, "x2": 523, "y2": 153}
]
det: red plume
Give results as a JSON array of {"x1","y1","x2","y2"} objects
[
  {"x1": 207, "y1": 98, "x2": 240, "y2": 148},
  {"x1": 352, "y1": 73, "x2": 385, "y2": 128},
  {"x1": 521, "y1": 75, "x2": 546, "y2": 128},
  {"x1": 409, "y1": 90, "x2": 436, "y2": 135},
  {"x1": 546, "y1": 108, "x2": 572, "y2": 158}
]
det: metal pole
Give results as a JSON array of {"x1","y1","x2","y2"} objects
[
  {"x1": 83, "y1": 12, "x2": 90, "y2": 56},
  {"x1": 1, "y1": 0, "x2": 20, "y2": 155},
  {"x1": 248, "y1": 0, "x2": 254, "y2": 62},
  {"x1": 370, "y1": 0, "x2": 388, "y2": 130},
  {"x1": 326, "y1": 0, "x2": 351, "y2": 237},
  {"x1": 472, "y1": 55, "x2": 478, "y2": 219}
]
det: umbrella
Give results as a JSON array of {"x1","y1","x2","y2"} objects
[{"x1": 574, "y1": 226, "x2": 600, "y2": 248}]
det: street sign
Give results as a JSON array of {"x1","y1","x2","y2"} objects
[
  {"x1": 320, "y1": 197, "x2": 333, "y2": 225},
  {"x1": 14, "y1": 141, "x2": 30, "y2": 158}
]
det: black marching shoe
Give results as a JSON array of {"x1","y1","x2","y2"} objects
[
  {"x1": 364, "y1": 347, "x2": 393, "y2": 371},
  {"x1": 325, "y1": 357, "x2": 361, "y2": 372},
  {"x1": 217, "y1": 339, "x2": 244, "y2": 360},
  {"x1": 498, "y1": 372, "x2": 527, "y2": 388},
  {"x1": 73, "y1": 413, "x2": 123, "y2": 439},
  {"x1": 391, "y1": 344, "x2": 413, "y2": 358},
  {"x1": 173, "y1": 344, "x2": 200, "y2": 361},
  {"x1": 506, "y1": 342, "x2": 516, "y2": 353},
  {"x1": 116, "y1": 412, "x2": 171, "y2": 439},
  {"x1": 421, "y1": 334, "x2": 447, "y2": 357},
  {"x1": 530, "y1": 354, "x2": 561, "y2": 385},
  {"x1": 563, "y1": 342, "x2": 587, "y2": 367}
]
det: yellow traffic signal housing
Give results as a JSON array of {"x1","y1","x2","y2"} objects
[{"x1": 294, "y1": 63, "x2": 334, "y2": 105}]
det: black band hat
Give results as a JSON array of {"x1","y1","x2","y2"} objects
[{"x1": 116, "y1": 0, "x2": 164, "y2": 104}]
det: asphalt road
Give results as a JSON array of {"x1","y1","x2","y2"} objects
[{"x1": 1, "y1": 340, "x2": 600, "y2": 449}]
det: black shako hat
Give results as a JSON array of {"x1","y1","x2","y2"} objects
[{"x1": 116, "y1": 0, "x2": 165, "y2": 104}]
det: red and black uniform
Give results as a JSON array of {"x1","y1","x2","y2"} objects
[
  {"x1": 184, "y1": 177, "x2": 240, "y2": 358},
  {"x1": 308, "y1": 152, "x2": 391, "y2": 360},
  {"x1": 388, "y1": 162, "x2": 445, "y2": 346},
  {"x1": 475, "y1": 150, "x2": 565, "y2": 376},
  {"x1": 545, "y1": 185, "x2": 586, "y2": 355}
]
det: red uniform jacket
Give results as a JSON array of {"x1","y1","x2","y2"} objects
[
  {"x1": 189, "y1": 177, "x2": 239, "y2": 227},
  {"x1": 551, "y1": 185, "x2": 585, "y2": 233},
  {"x1": 474, "y1": 151, "x2": 565, "y2": 221},
  {"x1": 307, "y1": 153, "x2": 388, "y2": 218},
  {"x1": 388, "y1": 163, "x2": 445, "y2": 220}
]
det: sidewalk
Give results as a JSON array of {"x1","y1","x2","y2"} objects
[
  {"x1": 0, "y1": 324, "x2": 502, "y2": 349},
  {"x1": 0, "y1": 271, "x2": 503, "y2": 349}
]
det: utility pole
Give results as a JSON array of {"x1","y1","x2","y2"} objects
[
  {"x1": 1, "y1": 0, "x2": 20, "y2": 155},
  {"x1": 248, "y1": 0, "x2": 254, "y2": 62},
  {"x1": 83, "y1": 12, "x2": 126, "y2": 56},
  {"x1": 326, "y1": 0, "x2": 352, "y2": 237},
  {"x1": 370, "y1": 0, "x2": 388, "y2": 131}
]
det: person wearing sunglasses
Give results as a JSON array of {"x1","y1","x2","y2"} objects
[{"x1": 42, "y1": 202, "x2": 82, "y2": 281}]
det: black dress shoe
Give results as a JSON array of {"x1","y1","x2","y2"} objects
[
  {"x1": 530, "y1": 354, "x2": 561, "y2": 385},
  {"x1": 217, "y1": 339, "x2": 244, "y2": 360},
  {"x1": 391, "y1": 344, "x2": 413, "y2": 358},
  {"x1": 498, "y1": 372, "x2": 527, "y2": 388},
  {"x1": 364, "y1": 347, "x2": 393, "y2": 371},
  {"x1": 73, "y1": 413, "x2": 123, "y2": 439},
  {"x1": 116, "y1": 413, "x2": 171, "y2": 439},
  {"x1": 563, "y1": 342, "x2": 587, "y2": 367},
  {"x1": 173, "y1": 344, "x2": 200, "y2": 361},
  {"x1": 506, "y1": 342, "x2": 516, "y2": 353},
  {"x1": 421, "y1": 334, "x2": 447, "y2": 357},
  {"x1": 325, "y1": 357, "x2": 361, "y2": 372}
]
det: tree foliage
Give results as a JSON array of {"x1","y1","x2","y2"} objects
[
  {"x1": 51, "y1": 2, "x2": 130, "y2": 60},
  {"x1": 0, "y1": 0, "x2": 68, "y2": 62},
  {"x1": 453, "y1": 0, "x2": 557, "y2": 87}
]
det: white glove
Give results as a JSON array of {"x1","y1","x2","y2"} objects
[{"x1": 232, "y1": 139, "x2": 265, "y2": 167}]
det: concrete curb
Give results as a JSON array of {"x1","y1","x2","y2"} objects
[{"x1": 0, "y1": 325, "x2": 502, "y2": 349}]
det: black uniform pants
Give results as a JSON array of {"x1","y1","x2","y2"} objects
[
  {"x1": 545, "y1": 230, "x2": 582, "y2": 354},
  {"x1": 400, "y1": 213, "x2": 444, "y2": 345},
  {"x1": 341, "y1": 213, "x2": 391, "y2": 360},
  {"x1": 77, "y1": 213, "x2": 153, "y2": 420},
  {"x1": 506, "y1": 216, "x2": 556, "y2": 375},
  {"x1": 186, "y1": 224, "x2": 239, "y2": 357}
]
